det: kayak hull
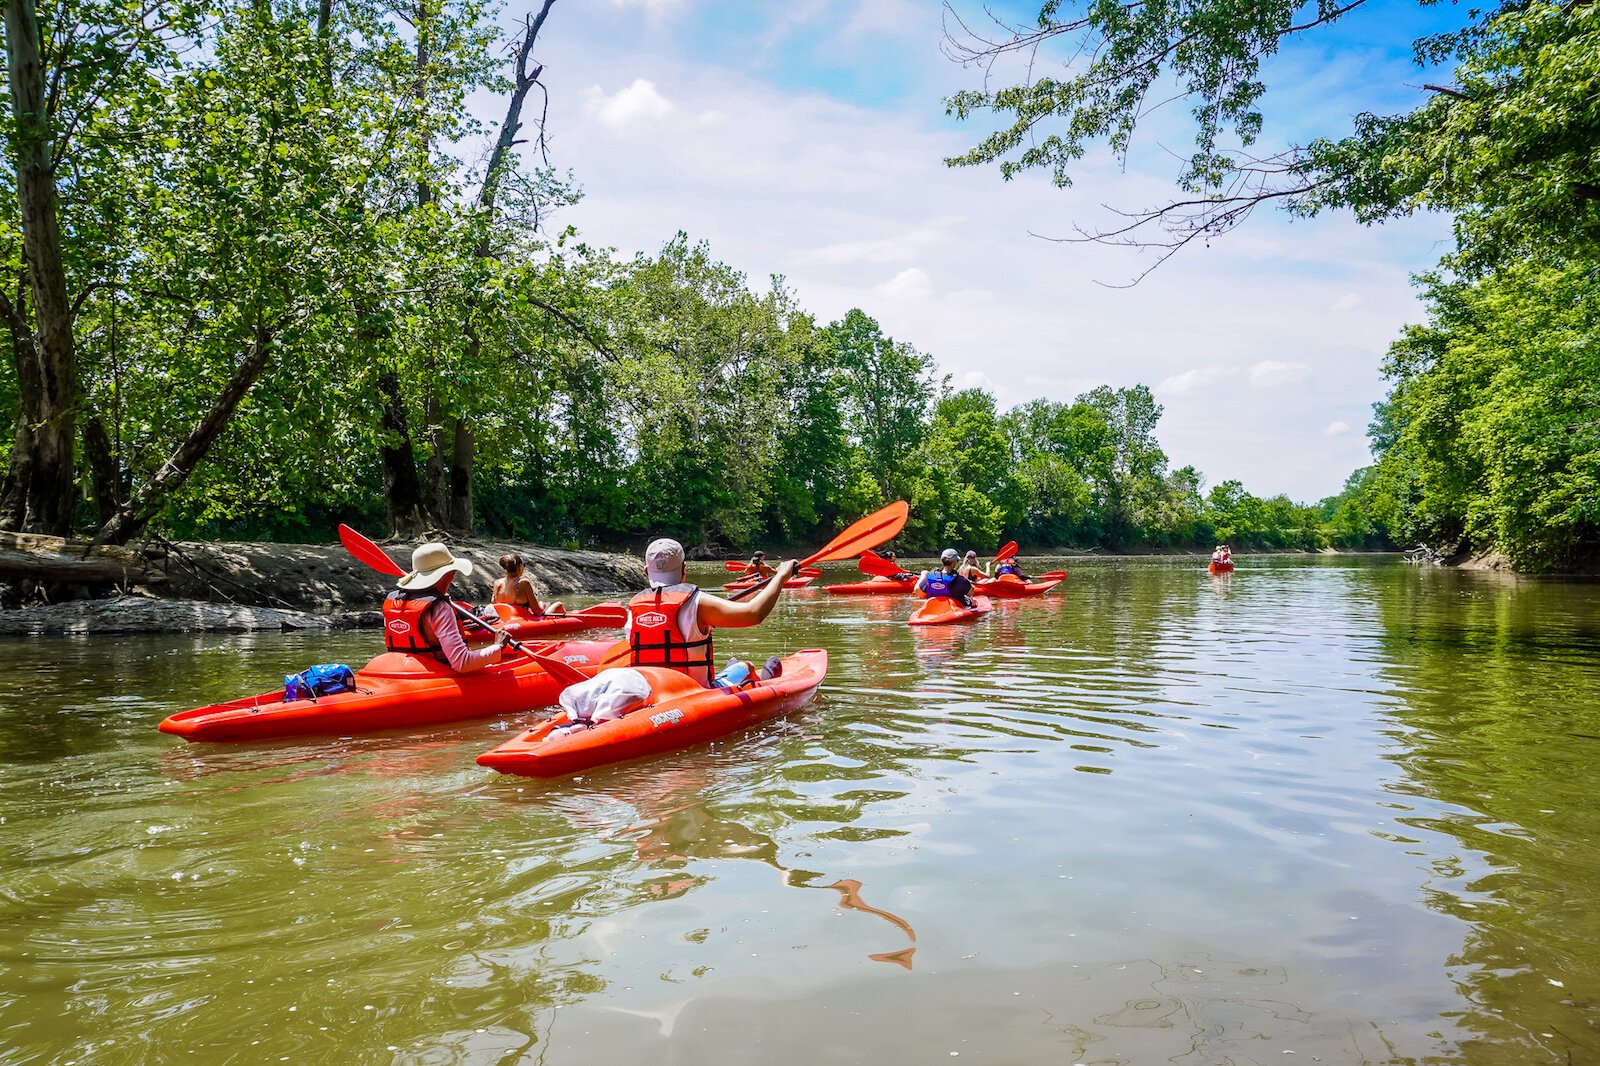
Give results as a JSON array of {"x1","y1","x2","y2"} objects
[
  {"x1": 822, "y1": 578, "x2": 917, "y2": 595},
  {"x1": 1208, "y1": 561, "x2": 1234, "y2": 574},
  {"x1": 975, "y1": 573, "x2": 1065, "y2": 598},
  {"x1": 477, "y1": 649, "x2": 828, "y2": 778},
  {"x1": 908, "y1": 595, "x2": 993, "y2": 626},
  {"x1": 462, "y1": 601, "x2": 626, "y2": 641},
  {"x1": 157, "y1": 640, "x2": 620, "y2": 742}
]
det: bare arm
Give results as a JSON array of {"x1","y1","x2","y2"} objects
[{"x1": 699, "y1": 560, "x2": 798, "y2": 628}]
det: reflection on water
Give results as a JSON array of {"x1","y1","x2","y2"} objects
[{"x1": 3, "y1": 559, "x2": 1600, "y2": 1063}]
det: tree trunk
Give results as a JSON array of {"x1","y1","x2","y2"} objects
[
  {"x1": 376, "y1": 370, "x2": 427, "y2": 537},
  {"x1": 422, "y1": 389, "x2": 447, "y2": 527},
  {"x1": 81, "y1": 415, "x2": 122, "y2": 527},
  {"x1": 0, "y1": 313, "x2": 38, "y2": 529},
  {"x1": 5, "y1": 0, "x2": 80, "y2": 535},
  {"x1": 91, "y1": 327, "x2": 275, "y2": 546},
  {"x1": 448, "y1": 415, "x2": 473, "y2": 532}
]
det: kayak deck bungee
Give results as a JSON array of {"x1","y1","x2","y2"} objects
[
  {"x1": 477, "y1": 649, "x2": 828, "y2": 778},
  {"x1": 974, "y1": 572, "x2": 1066, "y2": 598},
  {"x1": 461, "y1": 601, "x2": 627, "y2": 641},
  {"x1": 158, "y1": 640, "x2": 619, "y2": 742},
  {"x1": 907, "y1": 595, "x2": 993, "y2": 626},
  {"x1": 822, "y1": 577, "x2": 918, "y2": 595}
]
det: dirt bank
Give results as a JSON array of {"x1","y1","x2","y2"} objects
[{"x1": 0, "y1": 534, "x2": 646, "y2": 635}]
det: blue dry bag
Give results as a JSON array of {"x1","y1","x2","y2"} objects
[{"x1": 284, "y1": 663, "x2": 357, "y2": 702}]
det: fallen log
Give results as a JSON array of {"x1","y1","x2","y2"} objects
[{"x1": 0, "y1": 532, "x2": 165, "y2": 586}]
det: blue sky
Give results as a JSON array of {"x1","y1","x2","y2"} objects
[{"x1": 518, "y1": 0, "x2": 1462, "y2": 502}]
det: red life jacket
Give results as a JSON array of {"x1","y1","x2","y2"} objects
[
  {"x1": 628, "y1": 583, "x2": 713, "y2": 681},
  {"x1": 382, "y1": 590, "x2": 446, "y2": 662}
]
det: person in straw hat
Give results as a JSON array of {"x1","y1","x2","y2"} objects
[{"x1": 380, "y1": 542, "x2": 508, "y2": 672}]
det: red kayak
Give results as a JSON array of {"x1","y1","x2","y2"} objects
[
  {"x1": 722, "y1": 574, "x2": 816, "y2": 591},
  {"x1": 1208, "y1": 560, "x2": 1234, "y2": 573},
  {"x1": 823, "y1": 577, "x2": 917, "y2": 595},
  {"x1": 462, "y1": 601, "x2": 627, "y2": 641},
  {"x1": 908, "y1": 595, "x2": 993, "y2": 626},
  {"x1": 477, "y1": 649, "x2": 828, "y2": 778},
  {"x1": 157, "y1": 641, "x2": 619, "y2": 742},
  {"x1": 974, "y1": 571, "x2": 1066, "y2": 598}
]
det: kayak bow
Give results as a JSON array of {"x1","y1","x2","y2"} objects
[{"x1": 907, "y1": 596, "x2": 993, "y2": 626}]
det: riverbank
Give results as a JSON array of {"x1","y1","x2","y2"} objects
[{"x1": 0, "y1": 534, "x2": 646, "y2": 635}]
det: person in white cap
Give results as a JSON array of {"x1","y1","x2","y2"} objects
[
  {"x1": 627, "y1": 538, "x2": 796, "y2": 687},
  {"x1": 381, "y1": 542, "x2": 508, "y2": 672},
  {"x1": 915, "y1": 549, "x2": 977, "y2": 607}
]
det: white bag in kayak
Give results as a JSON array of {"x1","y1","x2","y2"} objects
[{"x1": 556, "y1": 668, "x2": 653, "y2": 730}]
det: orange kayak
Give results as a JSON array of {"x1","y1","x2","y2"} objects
[
  {"x1": 461, "y1": 601, "x2": 626, "y2": 641},
  {"x1": 908, "y1": 595, "x2": 993, "y2": 626},
  {"x1": 822, "y1": 578, "x2": 917, "y2": 595},
  {"x1": 1209, "y1": 560, "x2": 1234, "y2": 573},
  {"x1": 157, "y1": 641, "x2": 619, "y2": 742},
  {"x1": 477, "y1": 649, "x2": 828, "y2": 777},
  {"x1": 722, "y1": 575, "x2": 816, "y2": 590},
  {"x1": 975, "y1": 571, "x2": 1065, "y2": 598}
]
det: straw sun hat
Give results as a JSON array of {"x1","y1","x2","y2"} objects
[{"x1": 397, "y1": 542, "x2": 474, "y2": 590}]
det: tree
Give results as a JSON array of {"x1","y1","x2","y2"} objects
[{"x1": 942, "y1": 1, "x2": 1600, "y2": 276}]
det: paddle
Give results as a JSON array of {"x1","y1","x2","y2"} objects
[
  {"x1": 337, "y1": 523, "x2": 577, "y2": 670},
  {"x1": 729, "y1": 501, "x2": 908, "y2": 601},
  {"x1": 858, "y1": 551, "x2": 909, "y2": 579},
  {"x1": 994, "y1": 540, "x2": 1018, "y2": 563}
]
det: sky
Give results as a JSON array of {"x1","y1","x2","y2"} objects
[{"x1": 503, "y1": 0, "x2": 1460, "y2": 502}]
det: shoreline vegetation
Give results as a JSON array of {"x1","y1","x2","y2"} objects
[{"x1": 3, "y1": 2, "x2": 1594, "y2": 595}]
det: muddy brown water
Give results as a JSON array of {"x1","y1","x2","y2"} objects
[{"x1": 3, "y1": 556, "x2": 1599, "y2": 1064}]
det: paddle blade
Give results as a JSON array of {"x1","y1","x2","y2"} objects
[
  {"x1": 801, "y1": 501, "x2": 909, "y2": 567},
  {"x1": 858, "y1": 551, "x2": 904, "y2": 578},
  {"x1": 994, "y1": 540, "x2": 1018, "y2": 563},
  {"x1": 724, "y1": 561, "x2": 751, "y2": 572},
  {"x1": 339, "y1": 524, "x2": 405, "y2": 578},
  {"x1": 522, "y1": 651, "x2": 590, "y2": 686}
]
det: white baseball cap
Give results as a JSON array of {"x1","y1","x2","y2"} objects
[{"x1": 644, "y1": 538, "x2": 686, "y2": 585}]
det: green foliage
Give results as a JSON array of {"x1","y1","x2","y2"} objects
[{"x1": 1366, "y1": 261, "x2": 1600, "y2": 568}]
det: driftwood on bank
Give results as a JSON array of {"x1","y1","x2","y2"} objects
[{"x1": 0, "y1": 532, "x2": 167, "y2": 586}]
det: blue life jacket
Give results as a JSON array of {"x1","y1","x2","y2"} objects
[
  {"x1": 922, "y1": 570, "x2": 959, "y2": 599},
  {"x1": 996, "y1": 562, "x2": 1021, "y2": 577}
]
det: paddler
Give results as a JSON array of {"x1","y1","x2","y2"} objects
[
  {"x1": 876, "y1": 550, "x2": 916, "y2": 583},
  {"x1": 1211, "y1": 544, "x2": 1232, "y2": 564},
  {"x1": 740, "y1": 551, "x2": 777, "y2": 581},
  {"x1": 956, "y1": 550, "x2": 988, "y2": 583},
  {"x1": 994, "y1": 554, "x2": 1032, "y2": 581},
  {"x1": 629, "y1": 538, "x2": 792, "y2": 687},
  {"x1": 916, "y1": 549, "x2": 978, "y2": 608},
  {"x1": 382, "y1": 543, "x2": 508, "y2": 672},
  {"x1": 492, "y1": 552, "x2": 560, "y2": 616}
]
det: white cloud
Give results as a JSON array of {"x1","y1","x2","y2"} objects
[
  {"x1": 805, "y1": 219, "x2": 960, "y2": 265},
  {"x1": 1159, "y1": 366, "x2": 1239, "y2": 394},
  {"x1": 1332, "y1": 292, "x2": 1363, "y2": 311},
  {"x1": 873, "y1": 267, "x2": 932, "y2": 301},
  {"x1": 1324, "y1": 420, "x2": 1351, "y2": 436},
  {"x1": 584, "y1": 78, "x2": 674, "y2": 130},
  {"x1": 1248, "y1": 360, "x2": 1311, "y2": 388}
]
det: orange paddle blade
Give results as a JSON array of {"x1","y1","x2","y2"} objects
[
  {"x1": 338, "y1": 524, "x2": 404, "y2": 578},
  {"x1": 858, "y1": 551, "x2": 905, "y2": 578},
  {"x1": 801, "y1": 501, "x2": 909, "y2": 567},
  {"x1": 994, "y1": 540, "x2": 1018, "y2": 563}
]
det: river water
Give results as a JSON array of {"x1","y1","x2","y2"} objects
[{"x1": 3, "y1": 555, "x2": 1599, "y2": 1064}]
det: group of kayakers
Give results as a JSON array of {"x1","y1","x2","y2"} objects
[{"x1": 381, "y1": 538, "x2": 1034, "y2": 681}]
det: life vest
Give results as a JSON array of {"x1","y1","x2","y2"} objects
[
  {"x1": 382, "y1": 590, "x2": 446, "y2": 661},
  {"x1": 628, "y1": 583, "x2": 714, "y2": 683},
  {"x1": 922, "y1": 570, "x2": 960, "y2": 599},
  {"x1": 996, "y1": 562, "x2": 1021, "y2": 577}
]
